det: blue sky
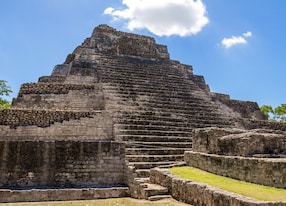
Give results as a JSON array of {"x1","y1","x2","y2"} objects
[{"x1": 0, "y1": 0, "x2": 285, "y2": 108}]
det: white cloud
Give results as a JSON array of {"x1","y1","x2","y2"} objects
[
  {"x1": 243, "y1": 31, "x2": 252, "y2": 37},
  {"x1": 221, "y1": 31, "x2": 252, "y2": 49},
  {"x1": 103, "y1": 0, "x2": 209, "y2": 37}
]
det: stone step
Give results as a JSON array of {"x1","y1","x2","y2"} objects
[
  {"x1": 134, "y1": 177, "x2": 150, "y2": 184},
  {"x1": 103, "y1": 80, "x2": 195, "y2": 90},
  {"x1": 104, "y1": 84, "x2": 203, "y2": 95},
  {"x1": 115, "y1": 111, "x2": 230, "y2": 122},
  {"x1": 108, "y1": 98, "x2": 211, "y2": 111},
  {"x1": 126, "y1": 154, "x2": 184, "y2": 162},
  {"x1": 118, "y1": 129, "x2": 192, "y2": 137},
  {"x1": 100, "y1": 69, "x2": 187, "y2": 78},
  {"x1": 105, "y1": 90, "x2": 209, "y2": 103},
  {"x1": 99, "y1": 63, "x2": 192, "y2": 81},
  {"x1": 128, "y1": 161, "x2": 184, "y2": 169},
  {"x1": 111, "y1": 107, "x2": 224, "y2": 121},
  {"x1": 125, "y1": 148, "x2": 189, "y2": 155},
  {"x1": 148, "y1": 195, "x2": 172, "y2": 201},
  {"x1": 103, "y1": 82, "x2": 205, "y2": 98},
  {"x1": 135, "y1": 169, "x2": 150, "y2": 178},
  {"x1": 99, "y1": 67, "x2": 190, "y2": 80},
  {"x1": 108, "y1": 98, "x2": 217, "y2": 114},
  {"x1": 100, "y1": 64, "x2": 187, "y2": 76},
  {"x1": 115, "y1": 124, "x2": 194, "y2": 132},
  {"x1": 101, "y1": 75, "x2": 192, "y2": 86},
  {"x1": 116, "y1": 112, "x2": 188, "y2": 122},
  {"x1": 124, "y1": 141, "x2": 193, "y2": 148},
  {"x1": 117, "y1": 135, "x2": 193, "y2": 142},
  {"x1": 100, "y1": 62, "x2": 178, "y2": 72},
  {"x1": 116, "y1": 116, "x2": 233, "y2": 128},
  {"x1": 142, "y1": 183, "x2": 168, "y2": 198},
  {"x1": 116, "y1": 119, "x2": 196, "y2": 127},
  {"x1": 103, "y1": 85, "x2": 203, "y2": 98}
]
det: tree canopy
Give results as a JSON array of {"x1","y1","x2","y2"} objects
[
  {"x1": 260, "y1": 104, "x2": 286, "y2": 122},
  {"x1": 0, "y1": 80, "x2": 12, "y2": 109}
]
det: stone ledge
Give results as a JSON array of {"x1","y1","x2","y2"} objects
[
  {"x1": 0, "y1": 109, "x2": 100, "y2": 128},
  {"x1": 185, "y1": 151, "x2": 286, "y2": 188},
  {"x1": 150, "y1": 168, "x2": 286, "y2": 206},
  {"x1": 17, "y1": 83, "x2": 100, "y2": 97},
  {"x1": 0, "y1": 187, "x2": 129, "y2": 203}
]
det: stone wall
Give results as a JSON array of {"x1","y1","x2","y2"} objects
[
  {"x1": 185, "y1": 151, "x2": 286, "y2": 188},
  {"x1": 12, "y1": 83, "x2": 104, "y2": 110},
  {"x1": 212, "y1": 93, "x2": 266, "y2": 120},
  {"x1": 0, "y1": 110, "x2": 112, "y2": 140},
  {"x1": 0, "y1": 109, "x2": 95, "y2": 128},
  {"x1": 150, "y1": 168, "x2": 286, "y2": 206},
  {"x1": 243, "y1": 119, "x2": 286, "y2": 131},
  {"x1": 0, "y1": 140, "x2": 126, "y2": 189},
  {"x1": 0, "y1": 187, "x2": 129, "y2": 203},
  {"x1": 16, "y1": 83, "x2": 100, "y2": 96},
  {"x1": 192, "y1": 127, "x2": 286, "y2": 156}
]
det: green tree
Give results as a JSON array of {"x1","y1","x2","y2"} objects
[
  {"x1": 260, "y1": 105, "x2": 273, "y2": 119},
  {"x1": 0, "y1": 80, "x2": 12, "y2": 109},
  {"x1": 274, "y1": 104, "x2": 286, "y2": 122},
  {"x1": 260, "y1": 104, "x2": 286, "y2": 122}
]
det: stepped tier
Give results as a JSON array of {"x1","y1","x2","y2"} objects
[{"x1": 2, "y1": 25, "x2": 281, "y2": 199}]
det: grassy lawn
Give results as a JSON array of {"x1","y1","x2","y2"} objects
[
  {"x1": 0, "y1": 197, "x2": 189, "y2": 206},
  {"x1": 170, "y1": 166, "x2": 286, "y2": 201}
]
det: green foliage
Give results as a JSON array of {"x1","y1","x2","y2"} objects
[
  {"x1": 0, "y1": 80, "x2": 12, "y2": 108},
  {"x1": 260, "y1": 105, "x2": 273, "y2": 118},
  {"x1": 274, "y1": 104, "x2": 286, "y2": 122},
  {"x1": 0, "y1": 99, "x2": 11, "y2": 109},
  {"x1": 260, "y1": 104, "x2": 286, "y2": 122},
  {"x1": 170, "y1": 166, "x2": 286, "y2": 201}
]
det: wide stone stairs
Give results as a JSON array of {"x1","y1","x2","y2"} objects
[{"x1": 95, "y1": 54, "x2": 236, "y2": 199}]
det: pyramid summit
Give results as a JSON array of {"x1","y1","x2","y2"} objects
[{"x1": 1, "y1": 25, "x2": 286, "y2": 204}]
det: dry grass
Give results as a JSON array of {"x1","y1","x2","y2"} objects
[{"x1": 0, "y1": 197, "x2": 190, "y2": 206}]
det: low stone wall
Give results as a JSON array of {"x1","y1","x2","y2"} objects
[
  {"x1": 185, "y1": 151, "x2": 286, "y2": 188},
  {"x1": 0, "y1": 140, "x2": 126, "y2": 189},
  {"x1": 0, "y1": 110, "x2": 112, "y2": 140},
  {"x1": 150, "y1": 168, "x2": 286, "y2": 206},
  {"x1": 0, "y1": 187, "x2": 129, "y2": 203}
]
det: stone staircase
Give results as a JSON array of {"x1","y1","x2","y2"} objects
[{"x1": 95, "y1": 54, "x2": 236, "y2": 199}]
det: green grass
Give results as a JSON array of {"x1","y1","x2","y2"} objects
[
  {"x1": 0, "y1": 197, "x2": 187, "y2": 206},
  {"x1": 169, "y1": 166, "x2": 286, "y2": 201}
]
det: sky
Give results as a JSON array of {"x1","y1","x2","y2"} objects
[{"x1": 0, "y1": 0, "x2": 285, "y2": 108}]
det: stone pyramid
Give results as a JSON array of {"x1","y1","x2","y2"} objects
[{"x1": 1, "y1": 25, "x2": 285, "y2": 202}]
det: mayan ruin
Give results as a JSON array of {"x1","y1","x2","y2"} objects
[{"x1": 0, "y1": 24, "x2": 286, "y2": 205}]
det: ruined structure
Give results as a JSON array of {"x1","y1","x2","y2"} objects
[{"x1": 1, "y1": 25, "x2": 286, "y2": 204}]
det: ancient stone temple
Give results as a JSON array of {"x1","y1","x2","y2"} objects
[{"x1": 1, "y1": 24, "x2": 286, "y2": 203}]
